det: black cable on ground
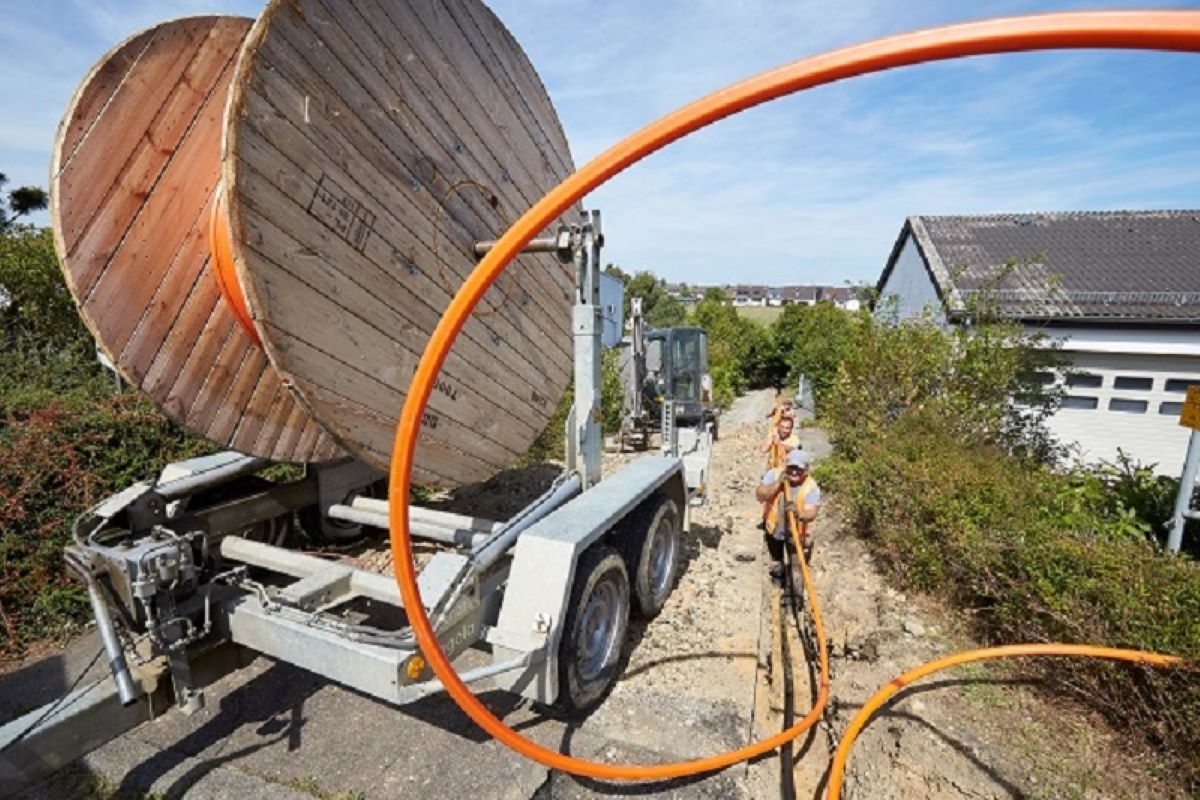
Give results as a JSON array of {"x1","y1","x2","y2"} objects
[{"x1": 778, "y1": 543, "x2": 797, "y2": 800}]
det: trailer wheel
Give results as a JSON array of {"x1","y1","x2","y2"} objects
[
  {"x1": 619, "y1": 495, "x2": 681, "y2": 619},
  {"x1": 557, "y1": 545, "x2": 630, "y2": 715}
]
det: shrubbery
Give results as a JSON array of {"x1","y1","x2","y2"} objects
[
  {"x1": 817, "y1": 310, "x2": 1200, "y2": 788},
  {"x1": 0, "y1": 227, "x2": 214, "y2": 656}
]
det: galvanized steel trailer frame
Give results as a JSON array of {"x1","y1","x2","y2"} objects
[{"x1": 0, "y1": 211, "x2": 709, "y2": 794}]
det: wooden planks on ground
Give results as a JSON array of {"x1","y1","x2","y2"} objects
[
  {"x1": 50, "y1": 16, "x2": 340, "y2": 464},
  {"x1": 223, "y1": 0, "x2": 579, "y2": 483}
]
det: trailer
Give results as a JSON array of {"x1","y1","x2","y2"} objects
[{"x1": 0, "y1": 213, "x2": 711, "y2": 793}]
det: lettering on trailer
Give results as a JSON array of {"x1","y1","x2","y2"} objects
[
  {"x1": 446, "y1": 619, "x2": 478, "y2": 654},
  {"x1": 307, "y1": 173, "x2": 376, "y2": 253},
  {"x1": 422, "y1": 411, "x2": 440, "y2": 430}
]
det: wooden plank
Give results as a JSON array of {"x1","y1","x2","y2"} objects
[
  {"x1": 57, "y1": 29, "x2": 157, "y2": 166},
  {"x1": 456, "y1": 0, "x2": 575, "y2": 176},
  {"x1": 272, "y1": 399, "x2": 311, "y2": 463},
  {"x1": 248, "y1": 21, "x2": 573, "y2": 351},
  {"x1": 58, "y1": 20, "x2": 217, "y2": 257},
  {"x1": 237, "y1": 218, "x2": 547, "y2": 453},
  {"x1": 408, "y1": 0, "x2": 571, "y2": 181},
  {"x1": 313, "y1": 0, "x2": 575, "y2": 312},
  {"x1": 232, "y1": 147, "x2": 565, "y2": 425},
  {"x1": 185, "y1": 332, "x2": 251, "y2": 435},
  {"x1": 346, "y1": 0, "x2": 575, "y2": 309},
  {"x1": 51, "y1": 15, "x2": 341, "y2": 464},
  {"x1": 118, "y1": 213, "x2": 210, "y2": 379},
  {"x1": 143, "y1": 281, "x2": 226, "y2": 407},
  {"x1": 281, "y1": 384, "x2": 491, "y2": 487},
  {"x1": 80, "y1": 68, "x2": 228, "y2": 324},
  {"x1": 231, "y1": 165, "x2": 560, "y2": 462},
  {"x1": 231, "y1": 82, "x2": 570, "y2": 388},
  {"x1": 211, "y1": 350, "x2": 268, "y2": 446},
  {"x1": 293, "y1": 418, "x2": 322, "y2": 463},
  {"x1": 225, "y1": 0, "x2": 579, "y2": 478},
  {"x1": 233, "y1": 374, "x2": 281, "y2": 454},
  {"x1": 256, "y1": 308, "x2": 528, "y2": 468}
]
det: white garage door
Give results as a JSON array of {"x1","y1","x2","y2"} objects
[{"x1": 1048, "y1": 352, "x2": 1200, "y2": 476}]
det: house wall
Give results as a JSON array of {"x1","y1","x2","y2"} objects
[
  {"x1": 877, "y1": 235, "x2": 945, "y2": 324},
  {"x1": 1042, "y1": 349, "x2": 1199, "y2": 475},
  {"x1": 1045, "y1": 326, "x2": 1200, "y2": 357}
]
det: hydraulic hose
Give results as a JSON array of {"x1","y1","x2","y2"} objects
[
  {"x1": 388, "y1": 10, "x2": 1200, "y2": 782},
  {"x1": 826, "y1": 644, "x2": 1184, "y2": 800}
]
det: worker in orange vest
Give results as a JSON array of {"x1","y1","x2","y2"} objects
[
  {"x1": 754, "y1": 449, "x2": 820, "y2": 586},
  {"x1": 761, "y1": 413, "x2": 801, "y2": 469}
]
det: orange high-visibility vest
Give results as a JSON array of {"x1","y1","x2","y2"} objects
[
  {"x1": 765, "y1": 434, "x2": 802, "y2": 470},
  {"x1": 763, "y1": 475, "x2": 817, "y2": 536}
]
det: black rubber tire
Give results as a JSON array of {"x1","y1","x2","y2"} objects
[
  {"x1": 556, "y1": 545, "x2": 630, "y2": 715},
  {"x1": 617, "y1": 495, "x2": 682, "y2": 619},
  {"x1": 710, "y1": 416, "x2": 720, "y2": 441}
]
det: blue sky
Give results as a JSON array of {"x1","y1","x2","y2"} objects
[{"x1": 3, "y1": 1, "x2": 1198, "y2": 286}]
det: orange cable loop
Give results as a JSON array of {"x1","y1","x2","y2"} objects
[
  {"x1": 827, "y1": 644, "x2": 1185, "y2": 800},
  {"x1": 388, "y1": 10, "x2": 1200, "y2": 783}
]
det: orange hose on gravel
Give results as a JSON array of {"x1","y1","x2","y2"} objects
[
  {"x1": 826, "y1": 645, "x2": 1184, "y2": 800},
  {"x1": 388, "y1": 11, "x2": 1200, "y2": 782}
]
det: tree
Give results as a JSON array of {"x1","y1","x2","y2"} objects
[
  {"x1": 603, "y1": 263, "x2": 629, "y2": 283},
  {"x1": 0, "y1": 173, "x2": 48, "y2": 232},
  {"x1": 689, "y1": 292, "x2": 775, "y2": 405},
  {"x1": 646, "y1": 294, "x2": 686, "y2": 327},
  {"x1": 769, "y1": 301, "x2": 859, "y2": 407}
]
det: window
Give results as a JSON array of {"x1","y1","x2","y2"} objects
[
  {"x1": 1062, "y1": 396, "x2": 1098, "y2": 410},
  {"x1": 1030, "y1": 371, "x2": 1055, "y2": 386},
  {"x1": 1109, "y1": 398, "x2": 1148, "y2": 414},
  {"x1": 1113, "y1": 376, "x2": 1153, "y2": 391},
  {"x1": 1160, "y1": 401, "x2": 1185, "y2": 416},
  {"x1": 1066, "y1": 373, "x2": 1102, "y2": 389},
  {"x1": 1165, "y1": 378, "x2": 1199, "y2": 393}
]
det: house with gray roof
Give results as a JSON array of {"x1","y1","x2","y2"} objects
[{"x1": 875, "y1": 210, "x2": 1200, "y2": 475}]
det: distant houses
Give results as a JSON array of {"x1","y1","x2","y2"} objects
[{"x1": 663, "y1": 283, "x2": 862, "y2": 310}]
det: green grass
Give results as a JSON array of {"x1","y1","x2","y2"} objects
[{"x1": 734, "y1": 305, "x2": 784, "y2": 325}]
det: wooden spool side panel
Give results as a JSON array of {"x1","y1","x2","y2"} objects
[
  {"x1": 225, "y1": 0, "x2": 579, "y2": 484},
  {"x1": 50, "y1": 16, "x2": 339, "y2": 464}
]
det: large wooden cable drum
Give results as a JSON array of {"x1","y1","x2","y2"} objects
[
  {"x1": 220, "y1": 0, "x2": 578, "y2": 485},
  {"x1": 51, "y1": 2, "x2": 579, "y2": 484},
  {"x1": 50, "y1": 16, "x2": 341, "y2": 463}
]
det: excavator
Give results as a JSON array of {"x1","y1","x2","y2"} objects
[{"x1": 616, "y1": 298, "x2": 721, "y2": 453}]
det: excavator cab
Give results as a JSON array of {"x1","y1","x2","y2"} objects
[
  {"x1": 637, "y1": 326, "x2": 718, "y2": 440},
  {"x1": 646, "y1": 327, "x2": 716, "y2": 433}
]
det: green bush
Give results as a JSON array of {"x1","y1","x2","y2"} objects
[
  {"x1": 824, "y1": 310, "x2": 1065, "y2": 463},
  {"x1": 0, "y1": 227, "x2": 215, "y2": 655},
  {"x1": 770, "y1": 301, "x2": 860, "y2": 406},
  {"x1": 823, "y1": 423, "x2": 1200, "y2": 787},
  {"x1": 0, "y1": 384, "x2": 215, "y2": 653},
  {"x1": 819, "y1": 308, "x2": 1200, "y2": 788},
  {"x1": 689, "y1": 292, "x2": 773, "y2": 406}
]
